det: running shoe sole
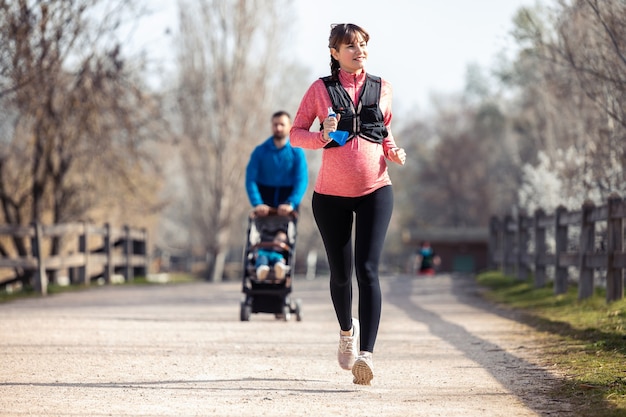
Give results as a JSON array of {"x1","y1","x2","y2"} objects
[{"x1": 352, "y1": 357, "x2": 373, "y2": 385}]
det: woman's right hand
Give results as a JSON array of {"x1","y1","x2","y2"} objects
[
  {"x1": 388, "y1": 147, "x2": 407, "y2": 166},
  {"x1": 322, "y1": 113, "x2": 340, "y2": 142}
]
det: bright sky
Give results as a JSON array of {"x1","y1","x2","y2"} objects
[
  {"x1": 135, "y1": 0, "x2": 537, "y2": 113},
  {"x1": 294, "y1": 1, "x2": 537, "y2": 112}
]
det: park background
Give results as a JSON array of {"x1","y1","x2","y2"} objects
[{"x1": 0, "y1": 0, "x2": 624, "y2": 288}]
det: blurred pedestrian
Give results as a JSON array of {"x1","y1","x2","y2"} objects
[
  {"x1": 414, "y1": 241, "x2": 441, "y2": 276},
  {"x1": 245, "y1": 111, "x2": 308, "y2": 217}
]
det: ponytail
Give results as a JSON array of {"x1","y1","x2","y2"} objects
[{"x1": 330, "y1": 57, "x2": 340, "y2": 80}]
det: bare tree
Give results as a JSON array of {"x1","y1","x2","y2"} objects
[
  {"x1": 0, "y1": 0, "x2": 164, "y2": 286},
  {"x1": 558, "y1": 0, "x2": 626, "y2": 129},
  {"x1": 170, "y1": 0, "x2": 296, "y2": 281},
  {"x1": 556, "y1": 0, "x2": 626, "y2": 195},
  {"x1": 419, "y1": 102, "x2": 514, "y2": 227},
  {"x1": 506, "y1": 0, "x2": 626, "y2": 210},
  {"x1": 393, "y1": 82, "x2": 521, "y2": 237}
]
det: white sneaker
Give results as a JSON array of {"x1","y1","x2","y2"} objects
[
  {"x1": 352, "y1": 352, "x2": 374, "y2": 385},
  {"x1": 337, "y1": 318, "x2": 359, "y2": 370},
  {"x1": 256, "y1": 265, "x2": 269, "y2": 281},
  {"x1": 274, "y1": 262, "x2": 288, "y2": 279}
]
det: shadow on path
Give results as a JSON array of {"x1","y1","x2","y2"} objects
[
  {"x1": 385, "y1": 273, "x2": 568, "y2": 416},
  {"x1": 0, "y1": 378, "x2": 354, "y2": 394}
]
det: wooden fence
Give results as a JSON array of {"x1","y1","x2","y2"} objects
[
  {"x1": 0, "y1": 222, "x2": 148, "y2": 295},
  {"x1": 489, "y1": 193, "x2": 626, "y2": 302}
]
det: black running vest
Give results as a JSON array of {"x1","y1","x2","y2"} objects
[{"x1": 320, "y1": 74, "x2": 389, "y2": 149}]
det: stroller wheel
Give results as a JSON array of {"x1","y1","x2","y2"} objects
[
  {"x1": 240, "y1": 301, "x2": 251, "y2": 321},
  {"x1": 281, "y1": 305, "x2": 291, "y2": 321}
]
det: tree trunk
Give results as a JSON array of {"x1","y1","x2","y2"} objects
[{"x1": 211, "y1": 250, "x2": 226, "y2": 283}]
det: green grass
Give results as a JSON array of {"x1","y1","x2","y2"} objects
[{"x1": 477, "y1": 271, "x2": 626, "y2": 416}]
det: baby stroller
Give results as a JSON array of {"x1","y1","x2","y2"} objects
[{"x1": 240, "y1": 210, "x2": 302, "y2": 321}]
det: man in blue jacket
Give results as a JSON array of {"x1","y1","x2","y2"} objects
[{"x1": 245, "y1": 111, "x2": 308, "y2": 216}]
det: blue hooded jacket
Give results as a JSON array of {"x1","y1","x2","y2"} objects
[{"x1": 245, "y1": 137, "x2": 308, "y2": 209}]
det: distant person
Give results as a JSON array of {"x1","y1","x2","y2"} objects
[
  {"x1": 415, "y1": 241, "x2": 441, "y2": 275},
  {"x1": 254, "y1": 229, "x2": 290, "y2": 281},
  {"x1": 245, "y1": 111, "x2": 308, "y2": 217},
  {"x1": 290, "y1": 23, "x2": 406, "y2": 386}
]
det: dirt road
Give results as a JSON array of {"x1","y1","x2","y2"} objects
[{"x1": 0, "y1": 274, "x2": 572, "y2": 416}]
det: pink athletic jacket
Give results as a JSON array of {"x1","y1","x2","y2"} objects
[{"x1": 290, "y1": 69, "x2": 399, "y2": 198}]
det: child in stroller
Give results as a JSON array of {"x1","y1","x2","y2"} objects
[
  {"x1": 254, "y1": 229, "x2": 290, "y2": 281},
  {"x1": 240, "y1": 211, "x2": 302, "y2": 321}
]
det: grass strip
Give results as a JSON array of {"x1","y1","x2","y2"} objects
[{"x1": 476, "y1": 271, "x2": 626, "y2": 416}]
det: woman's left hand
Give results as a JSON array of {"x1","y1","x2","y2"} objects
[{"x1": 388, "y1": 147, "x2": 406, "y2": 165}]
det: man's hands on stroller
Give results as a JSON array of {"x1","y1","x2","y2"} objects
[
  {"x1": 253, "y1": 203, "x2": 294, "y2": 217},
  {"x1": 253, "y1": 204, "x2": 271, "y2": 217}
]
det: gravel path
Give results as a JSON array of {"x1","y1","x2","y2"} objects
[{"x1": 0, "y1": 274, "x2": 572, "y2": 416}]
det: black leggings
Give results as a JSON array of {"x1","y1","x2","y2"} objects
[{"x1": 312, "y1": 185, "x2": 393, "y2": 353}]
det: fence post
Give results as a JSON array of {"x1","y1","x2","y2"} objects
[
  {"x1": 123, "y1": 225, "x2": 133, "y2": 282},
  {"x1": 139, "y1": 228, "x2": 148, "y2": 277},
  {"x1": 32, "y1": 222, "x2": 47, "y2": 296},
  {"x1": 503, "y1": 214, "x2": 515, "y2": 276},
  {"x1": 534, "y1": 209, "x2": 547, "y2": 288},
  {"x1": 488, "y1": 216, "x2": 500, "y2": 270},
  {"x1": 578, "y1": 200, "x2": 595, "y2": 299},
  {"x1": 554, "y1": 205, "x2": 568, "y2": 295},
  {"x1": 104, "y1": 223, "x2": 113, "y2": 284},
  {"x1": 516, "y1": 213, "x2": 530, "y2": 280},
  {"x1": 606, "y1": 193, "x2": 624, "y2": 302},
  {"x1": 78, "y1": 222, "x2": 90, "y2": 285}
]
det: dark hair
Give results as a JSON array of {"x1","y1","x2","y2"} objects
[
  {"x1": 328, "y1": 23, "x2": 370, "y2": 80},
  {"x1": 272, "y1": 110, "x2": 291, "y2": 120}
]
